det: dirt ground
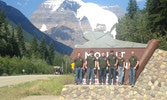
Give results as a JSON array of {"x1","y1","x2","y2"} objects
[
  {"x1": 21, "y1": 96, "x2": 60, "y2": 100},
  {"x1": 0, "y1": 75, "x2": 56, "y2": 87}
]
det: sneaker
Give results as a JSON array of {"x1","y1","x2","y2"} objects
[
  {"x1": 75, "y1": 83, "x2": 78, "y2": 85},
  {"x1": 91, "y1": 83, "x2": 95, "y2": 85},
  {"x1": 108, "y1": 83, "x2": 111, "y2": 85},
  {"x1": 86, "y1": 83, "x2": 89, "y2": 85},
  {"x1": 131, "y1": 84, "x2": 135, "y2": 87},
  {"x1": 99, "y1": 83, "x2": 102, "y2": 85}
]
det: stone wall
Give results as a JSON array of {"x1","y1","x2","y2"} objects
[{"x1": 59, "y1": 49, "x2": 167, "y2": 100}]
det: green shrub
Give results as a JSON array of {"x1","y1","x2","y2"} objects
[{"x1": 2, "y1": 73, "x2": 8, "y2": 76}]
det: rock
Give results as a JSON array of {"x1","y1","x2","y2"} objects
[
  {"x1": 148, "y1": 81, "x2": 153, "y2": 86},
  {"x1": 160, "y1": 64, "x2": 166, "y2": 69},
  {"x1": 158, "y1": 50, "x2": 163, "y2": 54},
  {"x1": 154, "y1": 81, "x2": 159, "y2": 86},
  {"x1": 73, "y1": 94, "x2": 77, "y2": 98},
  {"x1": 118, "y1": 88, "x2": 125, "y2": 93},
  {"x1": 160, "y1": 70, "x2": 166, "y2": 74}
]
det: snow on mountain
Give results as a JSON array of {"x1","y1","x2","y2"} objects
[
  {"x1": 31, "y1": 0, "x2": 122, "y2": 47},
  {"x1": 69, "y1": 0, "x2": 84, "y2": 5},
  {"x1": 40, "y1": 24, "x2": 48, "y2": 32},
  {"x1": 42, "y1": 0, "x2": 65, "y2": 11},
  {"x1": 76, "y1": 3, "x2": 118, "y2": 38}
]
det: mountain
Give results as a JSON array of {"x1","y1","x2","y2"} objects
[
  {"x1": 0, "y1": 0, "x2": 72, "y2": 54},
  {"x1": 30, "y1": 0, "x2": 125, "y2": 47},
  {"x1": 101, "y1": 5, "x2": 125, "y2": 19}
]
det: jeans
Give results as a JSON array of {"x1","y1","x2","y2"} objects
[
  {"x1": 99, "y1": 68, "x2": 106, "y2": 84},
  {"x1": 118, "y1": 66, "x2": 124, "y2": 84},
  {"x1": 75, "y1": 68, "x2": 82, "y2": 84},
  {"x1": 129, "y1": 67, "x2": 136, "y2": 85},
  {"x1": 108, "y1": 66, "x2": 116, "y2": 84},
  {"x1": 86, "y1": 67, "x2": 95, "y2": 84}
]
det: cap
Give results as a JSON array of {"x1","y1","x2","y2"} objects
[
  {"x1": 90, "y1": 50, "x2": 94, "y2": 53},
  {"x1": 110, "y1": 50, "x2": 114, "y2": 52}
]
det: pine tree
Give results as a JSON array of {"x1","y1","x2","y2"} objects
[
  {"x1": 146, "y1": 0, "x2": 167, "y2": 36},
  {"x1": 127, "y1": 0, "x2": 139, "y2": 19},
  {"x1": 0, "y1": 8, "x2": 10, "y2": 56},
  {"x1": 146, "y1": 0, "x2": 167, "y2": 50},
  {"x1": 31, "y1": 35, "x2": 38, "y2": 53},
  {"x1": 48, "y1": 41, "x2": 55, "y2": 65},
  {"x1": 39, "y1": 37, "x2": 48, "y2": 60},
  {"x1": 10, "y1": 29, "x2": 20, "y2": 57},
  {"x1": 17, "y1": 24, "x2": 26, "y2": 56}
]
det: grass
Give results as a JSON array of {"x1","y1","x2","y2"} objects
[{"x1": 0, "y1": 75, "x2": 74, "y2": 100}]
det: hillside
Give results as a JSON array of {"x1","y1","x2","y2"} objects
[{"x1": 0, "y1": 0, "x2": 72, "y2": 54}]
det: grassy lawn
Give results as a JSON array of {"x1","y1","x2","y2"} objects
[{"x1": 0, "y1": 75, "x2": 74, "y2": 100}]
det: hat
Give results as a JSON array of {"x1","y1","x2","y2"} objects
[
  {"x1": 110, "y1": 50, "x2": 114, "y2": 52},
  {"x1": 90, "y1": 50, "x2": 94, "y2": 53}
]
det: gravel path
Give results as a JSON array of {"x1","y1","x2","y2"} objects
[{"x1": 0, "y1": 75, "x2": 56, "y2": 87}]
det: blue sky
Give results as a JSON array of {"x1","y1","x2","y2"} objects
[{"x1": 3, "y1": 0, "x2": 146, "y2": 18}]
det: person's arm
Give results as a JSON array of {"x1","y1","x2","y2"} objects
[
  {"x1": 134, "y1": 60, "x2": 139, "y2": 70},
  {"x1": 85, "y1": 60, "x2": 87, "y2": 69},
  {"x1": 107, "y1": 59, "x2": 110, "y2": 66},
  {"x1": 128, "y1": 62, "x2": 131, "y2": 69},
  {"x1": 82, "y1": 59, "x2": 85, "y2": 69},
  {"x1": 97, "y1": 61, "x2": 100, "y2": 70},
  {"x1": 123, "y1": 61, "x2": 125, "y2": 71},
  {"x1": 114, "y1": 58, "x2": 118, "y2": 67},
  {"x1": 73, "y1": 63, "x2": 75, "y2": 71}
]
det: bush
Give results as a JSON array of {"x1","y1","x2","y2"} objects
[
  {"x1": 2, "y1": 73, "x2": 8, "y2": 76},
  {"x1": 0, "y1": 56, "x2": 54, "y2": 76}
]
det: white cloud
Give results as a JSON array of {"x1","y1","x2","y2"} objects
[{"x1": 136, "y1": 0, "x2": 145, "y2": 2}]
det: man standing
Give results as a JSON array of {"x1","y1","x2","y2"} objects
[
  {"x1": 97, "y1": 52, "x2": 107, "y2": 85},
  {"x1": 117, "y1": 52, "x2": 126, "y2": 85},
  {"x1": 73, "y1": 52, "x2": 84, "y2": 85},
  {"x1": 107, "y1": 50, "x2": 118, "y2": 85},
  {"x1": 128, "y1": 51, "x2": 139, "y2": 87},
  {"x1": 85, "y1": 51, "x2": 97, "y2": 85}
]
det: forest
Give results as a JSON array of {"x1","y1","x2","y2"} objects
[
  {"x1": 0, "y1": 8, "x2": 72, "y2": 76},
  {"x1": 116, "y1": 0, "x2": 167, "y2": 50}
]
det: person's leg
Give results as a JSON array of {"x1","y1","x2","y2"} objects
[
  {"x1": 112, "y1": 66, "x2": 116, "y2": 84},
  {"x1": 86, "y1": 68, "x2": 90, "y2": 84},
  {"x1": 118, "y1": 66, "x2": 121, "y2": 83},
  {"x1": 132, "y1": 68, "x2": 136, "y2": 85},
  {"x1": 75, "y1": 68, "x2": 79, "y2": 84},
  {"x1": 102, "y1": 68, "x2": 106, "y2": 84},
  {"x1": 108, "y1": 66, "x2": 112, "y2": 84},
  {"x1": 91, "y1": 68, "x2": 95, "y2": 84},
  {"x1": 79, "y1": 68, "x2": 83, "y2": 84},
  {"x1": 129, "y1": 67, "x2": 132, "y2": 85},
  {"x1": 99, "y1": 68, "x2": 102, "y2": 84},
  {"x1": 120, "y1": 67, "x2": 124, "y2": 84}
]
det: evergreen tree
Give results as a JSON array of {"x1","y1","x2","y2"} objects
[
  {"x1": 10, "y1": 29, "x2": 20, "y2": 57},
  {"x1": 0, "y1": 8, "x2": 10, "y2": 56},
  {"x1": 39, "y1": 37, "x2": 48, "y2": 60},
  {"x1": 31, "y1": 35, "x2": 38, "y2": 53},
  {"x1": 48, "y1": 41, "x2": 55, "y2": 65},
  {"x1": 127, "y1": 0, "x2": 139, "y2": 19},
  {"x1": 17, "y1": 24, "x2": 26, "y2": 56},
  {"x1": 146, "y1": 0, "x2": 167, "y2": 36},
  {"x1": 146, "y1": 0, "x2": 167, "y2": 50}
]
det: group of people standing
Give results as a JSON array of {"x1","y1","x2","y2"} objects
[{"x1": 73, "y1": 50, "x2": 139, "y2": 87}]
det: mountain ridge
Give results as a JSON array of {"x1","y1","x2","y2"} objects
[
  {"x1": 0, "y1": 0, "x2": 72, "y2": 54},
  {"x1": 30, "y1": 0, "x2": 125, "y2": 47}
]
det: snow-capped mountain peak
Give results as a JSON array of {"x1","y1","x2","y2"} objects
[
  {"x1": 42, "y1": 0, "x2": 65, "y2": 11},
  {"x1": 68, "y1": 0, "x2": 84, "y2": 5},
  {"x1": 42, "y1": 0, "x2": 84, "y2": 12}
]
